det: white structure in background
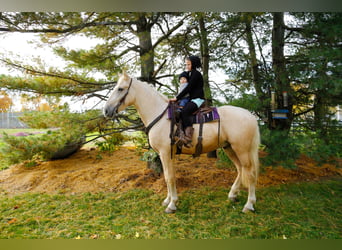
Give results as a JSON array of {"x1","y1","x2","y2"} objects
[
  {"x1": 336, "y1": 105, "x2": 342, "y2": 122},
  {"x1": 0, "y1": 112, "x2": 28, "y2": 129}
]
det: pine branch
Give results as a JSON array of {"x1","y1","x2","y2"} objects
[
  {"x1": 294, "y1": 107, "x2": 315, "y2": 117},
  {"x1": 0, "y1": 58, "x2": 115, "y2": 87},
  {"x1": 0, "y1": 19, "x2": 137, "y2": 34}
]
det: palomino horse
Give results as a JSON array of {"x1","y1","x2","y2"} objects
[{"x1": 103, "y1": 72, "x2": 260, "y2": 213}]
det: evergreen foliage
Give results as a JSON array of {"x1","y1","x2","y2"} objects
[
  {"x1": 0, "y1": 12, "x2": 341, "y2": 168},
  {"x1": 0, "y1": 109, "x2": 103, "y2": 166}
]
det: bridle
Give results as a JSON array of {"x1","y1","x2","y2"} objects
[
  {"x1": 112, "y1": 77, "x2": 168, "y2": 136},
  {"x1": 113, "y1": 77, "x2": 133, "y2": 114},
  {"x1": 118, "y1": 77, "x2": 133, "y2": 108}
]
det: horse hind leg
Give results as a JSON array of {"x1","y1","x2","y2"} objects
[
  {"x1": 224, "y1": 147, "x2": 242, "y2": 202},
  {"x1": 239, "y1": 152, "x2": 258, "y2": 213}
]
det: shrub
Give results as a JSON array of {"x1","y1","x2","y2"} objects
[
  {"x1": 0, "y1": 129, "x2": 82, "y2": 166},
  {"x1": 299, "y1": 129, "x2": 342, "y2": 163},
  {"x1": 95, "y1": 133, "x2": 126, "y2": 152},
  {"x1": 261, "y1": 128, "x2": 301, "y2": 169},
  {"x1": 130, "y1": 131, "x2": 149, "y2": 155},
  {"x1": 216, "y1": 148, "x2": 235, "y2": 169},
  {"x1": 140, "y1": 149, "x2": 163, "y2": 174},
  {"x1": 0, "y1": 110, "x2": 101, "y2": 168}
]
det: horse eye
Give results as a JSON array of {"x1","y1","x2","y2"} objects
[{"x1": 118, "y1": 88, "x2": 124, "y2": 92}]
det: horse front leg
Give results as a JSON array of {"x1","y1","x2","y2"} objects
[{"x1": 159, "y1": 151, "x2": 178, "y2": 213}]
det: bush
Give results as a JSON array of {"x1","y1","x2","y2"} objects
[
  {"x1": 140, "y1": 149, "x2": 163, "y2": 174},
  {"x1": 298, "y1": 129, "x2": 342, "y2": 163},
  {"x1": 261, "y1": 128, "x2": 301, "y2": 169},
  {"x1": 0, "y1": 130, "x2": 83, "y2": 166},
  {"x1": 0, "y1": 110, "x2": 101, "y2": 168},
  {"x1": 95, "y1": 133, "x2": 126, "y2": 152},
  {"x1": 216, "y1": 148, "x2": 235, "y2": 169},
  {"x1": 130, "y1": 131, "x2": 149, "y2": 155}
]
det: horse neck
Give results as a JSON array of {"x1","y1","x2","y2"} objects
[{"x1": 132, "y1": 80, "x2": 168, "y2": 126}]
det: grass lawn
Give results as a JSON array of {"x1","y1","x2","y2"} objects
[{"x1": 0, "y1": 178, "x2": 341, "y2": 239}]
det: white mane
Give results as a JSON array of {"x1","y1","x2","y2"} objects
[{"x1": 133, "y1": 78, "x2": 169, "y2": 103}]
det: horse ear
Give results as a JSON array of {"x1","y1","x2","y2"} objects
[{"x1": 122, "y1": 70, "x2": 129, "y2": 80}]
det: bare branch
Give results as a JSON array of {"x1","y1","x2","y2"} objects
[
  {"x1": 151, "y1": 14, "x2": 190, "y2": 50},
  {"x1": 152, "y1": 59, "x2": 167, "y2": 78}
]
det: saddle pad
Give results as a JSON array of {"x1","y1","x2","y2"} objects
[
  {"x1": 192, "y1": 107, "x2": 220, "y2": 124},
  {"x1": 167, "y1": 105, "x2": 220, "y2": 124}
]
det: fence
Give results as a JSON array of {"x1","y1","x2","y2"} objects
[{"x1": 0, "y1": 112, "x2": 28, "y2": 129}]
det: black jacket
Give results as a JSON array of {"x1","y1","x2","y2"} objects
[{"x1": 176, "y1": 70, "x2": 205, "y2": 101}]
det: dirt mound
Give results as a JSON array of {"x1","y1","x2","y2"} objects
[{"x1": 0, "y1": 147, "x2": 341, "y2": 195}]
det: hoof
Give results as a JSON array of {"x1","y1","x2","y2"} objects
[
  {"x1": 242, "y1": 207, "x2": 255, "y2": 213},
  {"x1": 165, "y1": 207, "x2": 176, "y2": 214},
  {"x1": 228, "y1": 197, "x2": 238, "y2": 203}
]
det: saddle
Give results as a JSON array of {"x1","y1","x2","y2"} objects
[
  {"x1": 168, "y1": 104, "x2": 220, "y2": 124},
  {"x1": 168, "y1": 102, "x2": 220, "y2": 157}
]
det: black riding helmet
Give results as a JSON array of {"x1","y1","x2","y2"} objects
[
  {"x1": 178, "y1": 71, "x2": 189, "y2": 81},
  {"x1": 187, "y1": 55, "x2": 202, "y2": 70}
]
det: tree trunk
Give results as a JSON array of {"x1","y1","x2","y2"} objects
[
  {"x1": 245, "y1": 16, "x2": 263, "y2": 101},
  {"x1": 198, "y1": 14, "x2": 213, "y2": 105},
  {"x1": 314, "y1": 60, "x2": 330, "y2": 140},
  {"x1": 244, "y1": 14, "x2": 271, "y2": 126},
  {"x1": 197, "y1": 14, "x2": 216, "y2": 158},
  {"x1": 271, "y1": 12, "x2": 293, "y2": 131},
  {"x1": 136, "y1": 14, "x2": 155, "y2": 84}
]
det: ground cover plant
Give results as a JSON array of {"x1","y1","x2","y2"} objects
[{"x1": 0, "y1": 178, "x2": 341, "y2": 239}]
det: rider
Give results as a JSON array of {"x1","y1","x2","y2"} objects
[
  {"x1": 170, "y1": 55, "x2": 205, "y2": 147},
  {"x1": 177, "y1": 71, "x2": 190, "y2": 113}
]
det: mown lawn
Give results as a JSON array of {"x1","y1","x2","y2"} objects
[{"x1": 0, "y1": 178, "x2": 341, "y2": 239}]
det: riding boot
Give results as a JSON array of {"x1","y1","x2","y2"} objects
[
  {"x1": 175, "y1": 109, "x2": 181, "y2": 122},
  {"x1": 183, "y1": 126, "x2": 194, "y2": 148},
  {"x1": 174, "y1": 122, "x2": 185, "y2": 148}
]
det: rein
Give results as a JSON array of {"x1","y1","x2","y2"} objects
[{"x1": 145, "y1": 103, "x2": 169, "y2": 135}]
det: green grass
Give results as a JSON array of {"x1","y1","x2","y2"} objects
[{"x1": 0, "y1": 178, "x2": 341, "y2": 239}]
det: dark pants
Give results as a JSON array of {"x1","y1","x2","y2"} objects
[{"x1": 180, "y1": 101, "x2": 198, "y2": 128}]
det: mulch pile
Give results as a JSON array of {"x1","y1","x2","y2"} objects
[{"x1": 0, "y1": 147, "x2": 341, "y2": 195}]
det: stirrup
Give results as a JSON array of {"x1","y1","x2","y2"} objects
[{"x1": 183, "y1": 139, "x2": 193, "y2": 148}]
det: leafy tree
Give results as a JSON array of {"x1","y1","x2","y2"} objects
[{"x1": 0, "y1": 90, "x2": 13, "y2": 112}]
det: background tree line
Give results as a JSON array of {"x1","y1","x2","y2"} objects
[{"x1": 0, "y1": 12, "x2": 341, "y2": 167}]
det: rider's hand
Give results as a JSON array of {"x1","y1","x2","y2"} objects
[{"x1": 169, "y1": 98, "x2": 177, "y2": 102}]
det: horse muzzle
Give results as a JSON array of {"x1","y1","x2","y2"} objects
[{"x1": 103, "y1": 105, "x2": 118, "y2": 119}]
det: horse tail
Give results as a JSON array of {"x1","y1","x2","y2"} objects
[{"x1": 241, "y1": 123, "x2": 260, "y2": 187}]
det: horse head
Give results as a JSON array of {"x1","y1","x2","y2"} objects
[{"x1": 103, "y1": 71, "x2": 134, "y2": 119}]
